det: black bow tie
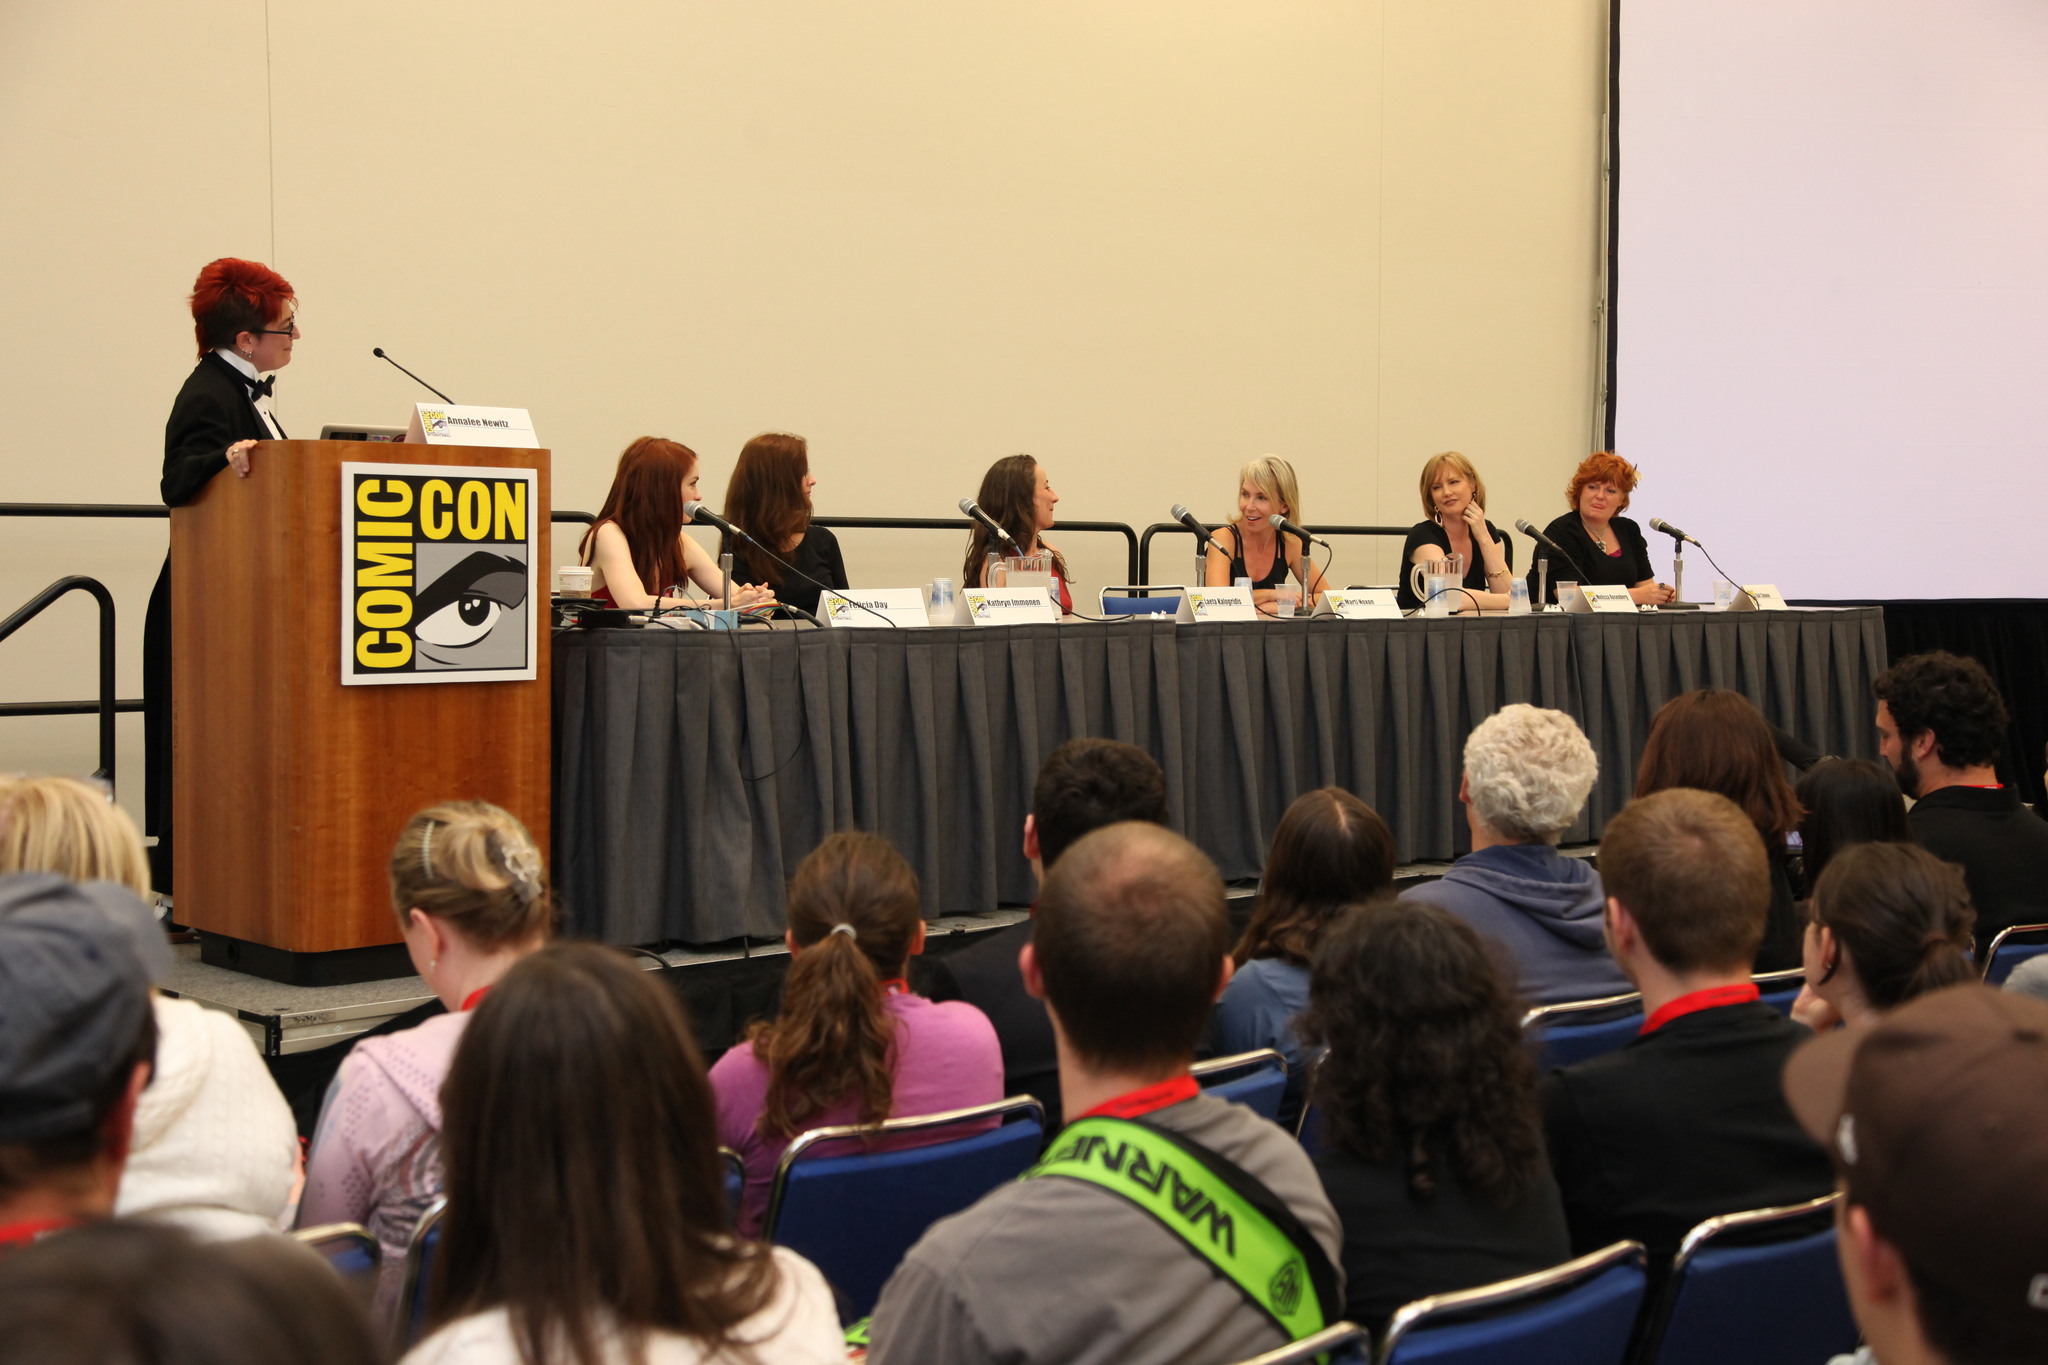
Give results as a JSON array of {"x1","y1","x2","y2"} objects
[{"x1": 244, "y1": 373, "x2": 275, "y2": 400}]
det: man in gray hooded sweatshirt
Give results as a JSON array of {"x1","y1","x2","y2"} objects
[{"x1": 1403, "y1": 704, "x2": 1630, "y2": 1005}]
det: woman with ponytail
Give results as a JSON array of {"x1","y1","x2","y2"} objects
[
  {"x1": 711, "y1": 833, "x2": 1002, "y2": 1235},
  {"x1": 300, "y1": 801, "x2": 555, "y2": 1323},
  {"x1": 1792, "y1": 841, "x2": 1976, "y2": 1033}
]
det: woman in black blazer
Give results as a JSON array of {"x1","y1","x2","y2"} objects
[
  {"x1": 144, "y1": 258, "x2": 300, "y2": 892},
  {"x1": 1526, "y1": 453, "x2": 1675, "y2": 606}
]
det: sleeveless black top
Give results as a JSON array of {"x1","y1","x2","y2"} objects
[{"x1": 1219, "y1": 526, "x2": 1295, "y2": 590}]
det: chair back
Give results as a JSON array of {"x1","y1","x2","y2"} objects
[
  {"x1": 1099, "y1": 585, "x2": 1184, "y2": 616},
  {"x1": 1522, "y1": 992, "x2": 1645, "y2": 1070},
  {"x1": 1192, "y1": 1048, "x2": 1290, "y2": 1122},
  {"x1": 396, "y1": 1196, "x2": 447, "y2": 1351},
  {"x1": 1753, "y1": 968, "x2": 1805, "y2": 1016},
  {"x1": 764, "y1": 1095, "x2": 1046, "y2": 1321},
  {"x1": 1380, "y1": 1241, "x2": 1646, "y2": 1365},
  {"x1": 719, "y1": 1146, "x2": 745, "y2": 1226},
  {"x1": 293, "y1": 1222, "x2": 379, "y2": 1282},
  {"x1": 1225, "y1": 1321, "x2": 1372, "y2": 1365},
  {"x1": 1983, "y1": 922, "x2": 2048, "y2": 985},
  {"x1": 1637, "y1": 1194, "x2": 1853, "y2": 1365}
]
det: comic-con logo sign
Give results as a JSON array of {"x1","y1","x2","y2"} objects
[{"x1": 341, "y1": 462, "x2": 539, "y2": 686}]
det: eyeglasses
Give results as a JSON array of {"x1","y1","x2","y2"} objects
[{"x1": 259, "y1": 311, "x2": 300, "y2": 337}]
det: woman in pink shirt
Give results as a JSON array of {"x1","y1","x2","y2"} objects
[
  {"x1": 299, "y1": 801, "x2": 553, "y2": 1323},
  {"x1": 712, "y1": 833, "x2": 1003, "y2": 1236}
]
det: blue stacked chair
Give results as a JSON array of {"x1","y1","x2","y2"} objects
[
  {"x1": 397, "y1": 1196, "x2": 446, "y2": 1350},
  {"x1": 1637, "y1": 1194, "x2": 1857, "y2": 1365},
  {"x1": 1982, "y1": 922, "x2": 2048, "y2": 986},
  {"x1": 293, "y1": 1221, "x2": 380, "y2": 1283},
  {"x1": 765, "y1": 1095, "x2": 1046, "y2": 1321},
  {"x1": 1522, "y1": 992, "x2": 1645, "y2": 1070},
  {"x1": 1753, "y1": 968, "x2": 1806, "y2": 1016},
  {"x1": 1098, "y1": 586, "x2": 1184, "y2": 616},
  {"x1": 719, "y1": 1145, "x2": 745, "y2": 1226},
  {"x1": 1192, "y1": 1048, "x2": 1290, "y2": 1122},
  {"x1": 1379, "y1": 1241, "x2": 1648, "y2": 1365},
  {"x1": 1223, "y1": 1321, "x2": 1373, "y2": 1365}
]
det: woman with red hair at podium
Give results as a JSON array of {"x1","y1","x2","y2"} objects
[
  {"x1": 578, "y1": 436, "x2": 773, "y2": 610},
  {"x1": 144, "y1": 258, "x2": 302, "y2": 897}
]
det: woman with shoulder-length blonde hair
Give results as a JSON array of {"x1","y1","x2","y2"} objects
[
  {"x1": 962, "y1": 454, "x2": 1073, "y2": 612},
  {"x1": 721, "y1": 432, "x2": 848, "y2": 619},
  {"x1": 1527, "y1": 452, "x2": 1674, "y2": 606},
  {"x1": 0, "y1": 775, "x2": 300, "y2": 1244},
  {"x1": 1203, "y1": 455, "x2": 1328, "y2": 610},
  {"x1": 1397, "y1": 451, "x2": 1515, "y2": 612}
]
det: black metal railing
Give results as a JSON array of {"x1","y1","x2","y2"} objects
[
  {"x1": 811, "y1": 516, "x2": 1142, "y2": 586},
  {"x1": 1136, "y1": 522, "x2": 1414, "y2": 585},
  {"x1": 0, "y1": 577, "x2": 118, "y2": 783}
]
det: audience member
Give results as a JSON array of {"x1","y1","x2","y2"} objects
[
  {"x1": 300, "y1": 801, "x2": 554, "y2": 1319},
  {"x1": 1408, "y1": 704, "x2": 1629, "y2": 1005},
  {"x1": 1793, "y1": 757, "x2": 1912, "y2": 898},
  {"x1": 1634, "y1": 687, "x2": 1805, "y2": 970},
  {"x1": 0, "y1": 1219, "x2": 380, "y2": 1365},
  {"x1": 1793, "y1": 842, "x2": 1976, "y2": 1033},
  {"x1": 869, "y1": 823, "x2": 1343, "y2": 1365},
  {"x1": 0, "y1": 874, "x2": 161, "y2": 1252},
  {"x1": 1786, "y1": 986, "x2": 2048, "y2": 1365},
  {"x1": 712, "y1": 831, "x2": 1001, "y2": 1235},
  {"x1": 1300, "y1": 897, "x2": 1570, "y2": 1334},
  {"x1": 409, "y1": 943, "x2": 843, "y2": 1365},
  {"x1": 0, "y1": 776, "x2": 297, "y2": 1241},
  {"x1": 1874, "y1": 651, "x2": 2048, "y2": 951},
  {"x1": 1540, "y1": 789, "x2": 1833, "y2": 1265},
  {"x1": 1213, "y1": 787, "x2": 1396, "y2": 1127},
  {"x1": 922, "y1": 737, "x2": 1170, "y2": 1129}
]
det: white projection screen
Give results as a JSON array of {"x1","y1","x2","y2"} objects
[{"x1": 1616, "y1": 1, "x2": 2048, "y2": 600}]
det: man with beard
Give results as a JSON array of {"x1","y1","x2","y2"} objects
[{"x1": 1873, "y1": 651, "x2": 2048, "y2": 953}]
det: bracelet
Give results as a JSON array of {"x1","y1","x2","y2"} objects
[{"x1": 1485, "y1": 566, "x2": 1510, "y2": 579}]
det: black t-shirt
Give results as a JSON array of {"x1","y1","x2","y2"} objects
[
  {"x1": 919, "y1": 920, "x2": 1062, "y2": 1129},
  {"x1": 1526, "y1": 513, "x2": 1653, "y2": 604},
  {"x1": 1315, "y1": 1147, "x2": 1570, "y2": 1335},
  {"x1": 1908, "y1": 786, "x2": 2048, "y2": 952},
  {"x1": 1216, "y1": 525, "x2": 1298, "y2": 590},
  {"x1": 1397, "y1": 519, "x2": 1515, "y2": 611},
  {"x1": 730, "y1": 524, "x2": 848, "y2": 618}
]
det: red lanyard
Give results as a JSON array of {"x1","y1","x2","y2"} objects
[
  {"x1": 1641, "y1": 982, "x2": 1760, "y2": 1035},
  {"x1": 1077, "y1": 1073, "x2": 1200, "y2": 1121}
]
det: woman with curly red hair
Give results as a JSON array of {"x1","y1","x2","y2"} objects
[
  {"x1": 1527, "y1": 452, "x2": 1674, "y2": 606},
  {"x1": 144, "y1": 258, "x2": 303, "y2": 891}
]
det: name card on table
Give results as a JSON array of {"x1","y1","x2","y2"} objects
[
  {"x1": 404, "y1": 402, "x2": 540, "y2": 448},
  {"x1": 819, "y1": 589, "x2": 929, "y2": 629},
  {"x1": 955, "y1": 588, "x2": 1061, "y2": 626},
  {"x1": 1563, "y1": 584, "x2": 1638, "y2": 614},
  {"x1": 1731, "y1": 584, "x2": 1790, "y2": 611},
  {"x1": 1175, "y1": 587, "x2": 1258, "y2": 623},
  {"x1": 1315, "y1": 588, "x2": 1401, "y2": 620}
]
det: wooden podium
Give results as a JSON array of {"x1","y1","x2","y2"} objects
[{"x1": 172, "y1": 441, "x2": 551, "y2": 984}]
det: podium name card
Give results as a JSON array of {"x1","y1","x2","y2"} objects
[
  {"x1": 820, "y1": 589, "x2": 929, "y2": 628},
  {"x1": 405, "y1": 403, "x2": 541, "y2": 448},
  {"x1": 1316, "y1": 588, "x2": 1400, "y2": 620},
  {"x1": 1176, "y1": 587, "x2": 1258, "y2": 623},
  {"x1": 955, "y1": 588, "x2": 1060, "y2": 625},
  {"x1": 1732, "y1": 584, "x2": 1790, "y2": 611},
  {"x1": 1563, "y1": 584, "x2": 1638, "y2": 614}
]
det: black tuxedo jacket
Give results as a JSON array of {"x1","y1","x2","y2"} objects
[{"x1": 162, "y1": 352, "x2": 276, "y2": 506}]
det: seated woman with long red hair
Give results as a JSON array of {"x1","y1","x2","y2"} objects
[
  {"x1": 710, "y1": 832, "x2": 1003, "y2": 1236},
  {"x1": 578, "y1": 437, "x2": 773, "y2": 609}
]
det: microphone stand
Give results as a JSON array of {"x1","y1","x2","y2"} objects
[{"x1": 1672, "y1": 539, "x2": 1685, "y2": 604}]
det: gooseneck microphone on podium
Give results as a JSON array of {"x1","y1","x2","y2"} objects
[
  {"x1": 959, "y1": 498, "x2": 1021, "y2": 550},
  {"x1": 371, "y1": 348, "x2": 456, "y2": 404}
]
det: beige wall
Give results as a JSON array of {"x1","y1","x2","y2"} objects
[{"x1": 0, "y1": 0, "x2": 1608, "y2": 819}]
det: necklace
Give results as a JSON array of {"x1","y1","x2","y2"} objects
[{"x1": 1581, "y1": 518, "x2": 1607, "y2": 552}]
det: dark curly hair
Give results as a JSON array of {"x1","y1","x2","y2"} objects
[
  {"x1": 1873, "y1": 651, "x2": 2009, "y2": 772},
  {"x1": 1233, "y1": 788, "x2": 1397, "y2": 969},
  {"x1": 1298, "y1": 896, "x2": 1543, "y2": 1205}
]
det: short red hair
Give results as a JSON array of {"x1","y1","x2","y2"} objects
[
  {"x1": 1565, "y1": 452, "x2": 1640, "y2": 513},
  {"x1": 189, "y1": 258, "x2": 294, "y2": 358}
]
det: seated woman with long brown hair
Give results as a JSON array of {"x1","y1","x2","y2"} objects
[
  {"x1": 579, "y1": 436, "x2": 773, "y2": 610},
  {"x1": 406, "y1": 943, "x2": 844, "y2": 1365},
  {"x1": 960, "y1": 453, "x2": 1072, "y2": 614},
  {"x1": 710, "y1": 832, "x2": 1003, "y2": 1236},
  {"x1": 1300, "y1": 897, "x2": 1569, "y2": 1335},
  {"x1": 1634, "y1": 687, "x2": 1805, "y2": 971},
  {"x1": 721, "y1": 432, "x2": 847, "y2": 619}
]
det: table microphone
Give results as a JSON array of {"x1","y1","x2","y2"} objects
[
  {"x1": 1269, "y1": 514, "x2": 1325, "y2": 548},
  {"x1": 1170, "y1": 503, "x2": 1220, "y2": 553},
  {"x1": 684, "y1": 500, "x2": 753, "y2": 543},
  {"x1": 371, "y1": 348, "x2": 455, "y2": 404},
  {"x1": 1648, "y1": 517, "x2": 1703, "y2": 547},
  {"x1": 959, "y1": 498, "x2": 1021, "y2": 549},
  {"x1": 1515, "y1": 518, "x2": 1590, "y2": 581}
]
